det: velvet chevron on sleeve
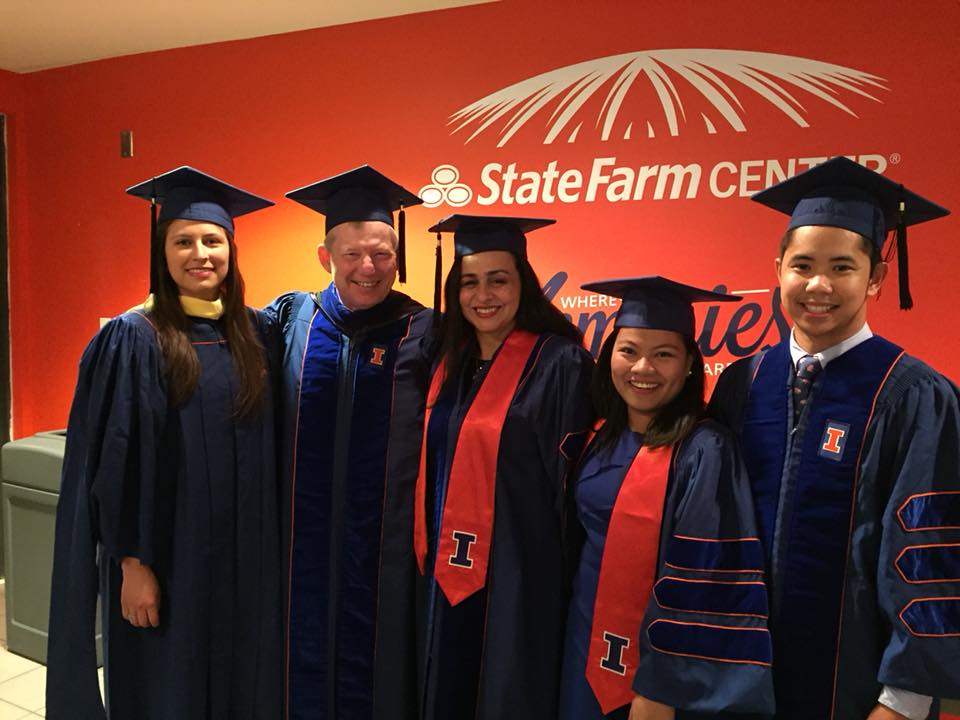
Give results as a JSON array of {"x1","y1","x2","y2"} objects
[
  {"x1": 710, "y1": 336, "x2": 960, "y2": 720},
  {"x1": 559, "y1": 421, "x2": 774, "y2": 720}
]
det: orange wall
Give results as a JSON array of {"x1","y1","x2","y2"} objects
[{"x1": 6, "y1": 0, "x2": 960, "y2": 437}]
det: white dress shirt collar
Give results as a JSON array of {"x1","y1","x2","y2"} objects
[{"x1": 789, "y1": 323, "x2": 873, "y2": 369}]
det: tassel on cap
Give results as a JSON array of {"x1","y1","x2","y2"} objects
[
  {"x1": 896, "y1": 197, "x2": 912, "y2": 310},
  {"x1": 149, "y1": 179, "x2": 158, "y2": 294},
  {"x1": 398, "y1": 205, "x2": 407, "y2": 284},
  {"x1": 433, "y1": 232, "x2": 443, "y2": 330}
]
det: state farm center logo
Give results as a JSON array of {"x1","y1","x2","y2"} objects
[{"x1": 420, "y1": 48, "x2": 888, "y2": 207}]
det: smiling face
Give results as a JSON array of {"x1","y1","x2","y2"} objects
[
  {"x1": 318, "y1": 220, "x2": 397, "y2": 310},
  {"x1": 458, "y1": 250, "x2": 522, "y2": 358},
  {"x1": 776, "y1": 224, "x2": 887, "y2": 354},
  {"x1": 163, "y1": 219, "x2": 230, "y2": 300},
  {"x1": 609, "y1": 327, "x2": 693, "y2": 433}
]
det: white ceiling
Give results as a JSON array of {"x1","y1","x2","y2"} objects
[{"x1": 0, "y1": 0, "x2": 493, "y2": 73}]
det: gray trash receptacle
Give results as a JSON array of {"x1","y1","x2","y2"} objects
[{"x1": 1, "y1": 430, "x2": 102, "y2": 664}]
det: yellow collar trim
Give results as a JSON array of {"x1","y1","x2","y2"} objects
[{"x1": 133, "y1": 294, "x2": 225, "y2": 320}]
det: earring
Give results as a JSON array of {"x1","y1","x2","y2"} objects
[{"x1": 686, "y1": 370, "x2": 693, "y2": 376}]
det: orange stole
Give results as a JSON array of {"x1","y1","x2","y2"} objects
[
  {"x1": 413, "y1": 330, "x2": 539, "y2": 605},
  {"x1": 585, "y1": 442, "x2": 674, "y2": 713}
]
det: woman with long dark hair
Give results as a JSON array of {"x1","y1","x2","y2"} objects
[
  {"x1": 559, "y1": 276, "x2": 774, "y2": 720},
  {"x1": 414, "y1": 215, "x2": 594, "y2": 720},
  {"x1": 47, "y1": 167, "x2": 281, "y2": 720}
]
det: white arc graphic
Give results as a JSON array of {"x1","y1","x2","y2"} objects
[{"x1": 449, "y1": 49, "x2": 886, "y2": 147}]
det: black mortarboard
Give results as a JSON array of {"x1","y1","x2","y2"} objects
[
  {"x1": 285, "y1": 165, "x2": 423, "y2": 283},
  {"x1": 127, "y1": 165, "x2": 273, "y2": 234},
  {"x1": 751, "y1": 156, "x2": 950, "y2": 309},
  {"x1": 581, "y1": 276, "x2": 740, "y2": 339},
  {"x1": 427, "y1": 214, "x2": 555, "y2": 258},
  {"x1": 126, "y1": 166, "x2": 274, "y2": 292},
  {"x1": 427, "y1": 214, "x2": 556, "y2": 325}
]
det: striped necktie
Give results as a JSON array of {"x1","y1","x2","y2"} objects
[{"x1": 792, "y1": 354, "x2": 822, "y2": 424}]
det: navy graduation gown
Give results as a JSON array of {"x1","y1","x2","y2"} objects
[
  {"x1": 267, "y1": 285, "x2": 433, "y2": 720},
  {"x1": 47, "y1": 309, "x2": 282, "y2": 720},
  {"x1": 418, "y1": 334, "x2": 595, "y2": 720},
  {"x1": 710, "y1": 336, "x2": 960, "y2": 719},
  {"x1": 560, "y1": 422, "x2": 775, "y2": 720}
]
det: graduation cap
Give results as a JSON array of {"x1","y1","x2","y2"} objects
[
  {"x1": 126, "y1": 166, "x2": 274, "y2": 292},
  {"x1": 285, "y1": 165, "x2": 423, "y2": 283},
  {"x1": 581, "y1": 276, "x2": 741, "y2": 339},
  {"x1": 751, "y1": 156, "x2": 950, "y2": 309},
  {"x1": 427, "y1": 214, "x2": 556, "y2": 324}
]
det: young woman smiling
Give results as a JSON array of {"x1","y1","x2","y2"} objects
[
  {"x1": 559, "y1": 276, "x2": 774, "y2": 720},
  {"x1": 414, "y1": 214, "x2": 594, "y2": 720},
  {"x1": 47, "y1": 167, "x2": 282, "y2": 720}
]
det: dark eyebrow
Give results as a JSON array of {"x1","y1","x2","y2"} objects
[
  {"x1": 462, "y1": 269, "x2": 510, "y2": 279},
  {"x1": 789, "y1": 253, "x2": 859, "y2": 263},
  {"x1": 615, "y1": 340, "x2": 682, "y2": 351},
  {"x1": 171, "y1": 232, "x2": 222, "y2": 241}
]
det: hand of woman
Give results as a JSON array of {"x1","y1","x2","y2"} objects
[
  {"x1": 120, "y1": 557, "x2": 161, "y2": 628},
  {"x1": 628, "y1": 695, "x2": 675, "y2": 720}
]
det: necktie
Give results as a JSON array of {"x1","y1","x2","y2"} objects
[{"x1": 792, "y1": 354, "x2": 822, "y2": 424}]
